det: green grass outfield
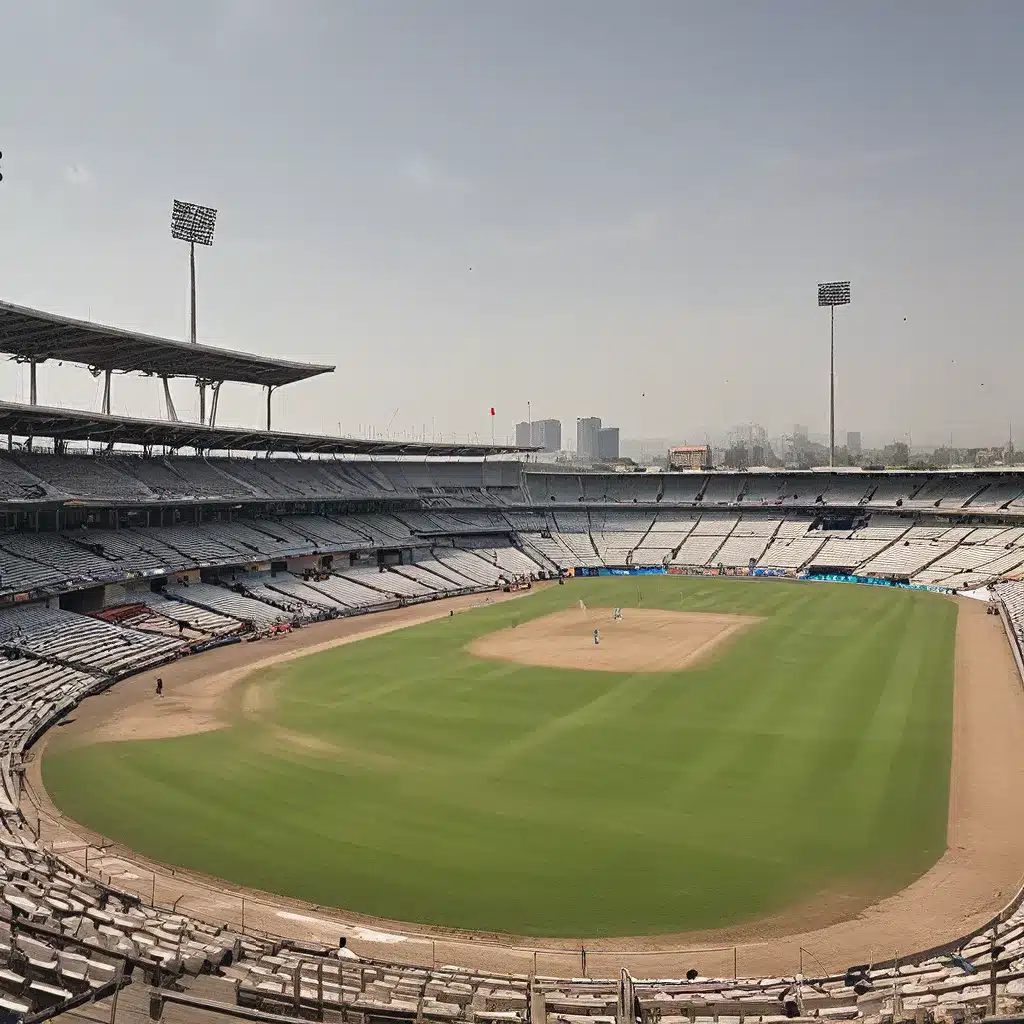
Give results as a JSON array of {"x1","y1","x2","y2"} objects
[{"x1": 43, "y1": 577, "x2": 957, "y2": 937}]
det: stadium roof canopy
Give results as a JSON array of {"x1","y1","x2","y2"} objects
[
  {"x1": 0, "y1": 402, "x2": 532, "y2": 457},
  {"x1": 0, "y1": 300, "x2": 334, "y2": 387}
]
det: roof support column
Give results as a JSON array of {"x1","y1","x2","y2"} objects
[
  {"x1": 198, "y1": 378, "x2": 206, "y2": 427},
  {"x1": 101, "y1": 368, "x2": 112, "y2": 416},
  {"x1": 29, "y1": 360, "x2": 37, "y2": 405},
  {"x1": 162, "y1": 377, "x2": 179, "y2": 422},
  {"x1": 266, "y1": 384, "x2": 276, "y2": 431},
  {"x1": 209, "y1": 382, "x2": 222, "y2": 427}
]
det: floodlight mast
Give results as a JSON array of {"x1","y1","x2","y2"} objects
[
  {"x1": 817, "y1": 281, "x2": 851, "y2": 468},
  {"x1": 170, "y1": 200, "x2": 218, "y2": 424}
]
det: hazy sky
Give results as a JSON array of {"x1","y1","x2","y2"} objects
[{"x1": 1, "y1": 0, "x2": 1022, "y2": 449}]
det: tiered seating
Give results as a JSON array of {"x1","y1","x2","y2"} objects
[
  {"x1": 517, "y1": 534, "x2": 575, "y2": 568},
  {"x1": 82, "y1": 529, "x2": 191, "y2": 575},
  {"x1": 913, "y1": 475, "x2": 985, "y2": 509},
  {"x1": 104, "y1": 605, "x2": 210, "y2": 642},
  {"x1": 432, "y1": 548, "x2": 507, "y2": 586},
  {"x1": 302, "y1": 573, "x2": 394, "y2": 609},
  {"x1": 859, "y1": 540, "x2": 952, "y2": 578},
  {"x1": 109, "y1": 455, "x2": 202, "y2": 500},
  {"x1": 0, "y1": 455, "x2": 55, "y2": 499},
  {"x1": 590, "y1": 532, "x2": 647, "y2": 565},
  {"x1": 822, "y1": 476, "x2": 873, "y2": 505},
  {"x1": 671, "y1": 535, "x2": 727, "y2": 566},
  {"x1": 341, "y1": 567, "x2": 434, "y2": 599},
  {"x1": 0, "y1": 657, "x2": 97, "y2": 766},
  {"x1": 699, "y1": 476, "x2": 741, "y2": 504},
  {"x1": 345, "y1": 515, "x2": 416, "y2": 546},
  {"x1": 266, "y1": 576, "x2": 353, "y2": 612},
  {"x1": 732, "y1": 515, "x2": 783, "y2": 537},
  {"x1": 523, "y1": 473, "x2": 581, "y2": 503},
  {"x1": 135, "y1": 592, "x2": 242, "y2": 635},
  {"x1": 582, "y1": 473, "x2": 660, "y2": 503},
  {"x1": 399, "y1": 559, "x2": 477, "y2": 591},
  {"x1": 712, "y1": 535, "x2": 770, "y2": 567},
  {"x1": 0, "y1": 605, "x2": 183, "y2": 677},
  {"x1": 779, "y1": 473, "x2": 830, "y2": 505},
  {"x1": 0, "y1": 545, "x2": 69, "y2": 595},
  {"x1": 758, "y1": 536, "x2": 826, "y2": 569},
  {"x1": 0, "y1": 534, "x2": 120, "y2": 585},
  {"x1": 147, "y1": 525, "x2": 252, "y2": 564},
  {"x1": 851, "y1": 518, "x2": 911, "y2": 541},
  {"x1": 161, "y1": 458, "x2": 257, "y2": 499},
  {"x1": 501, "y1": 510, "x2": 547, "y2": 532},
  {"x1": 642, "y1": 513, "x2": 699, "y2": 559},
  {"x1": 660, "y1": 475, "x2": 705, "y2": 503},
  {"x1": 773, "y1": 516, "x2": 815, "y2": 538},
  {"x1": 970, "y1": 477, "x2": 1024, "y2": 511},
  {"x1": 995, "y1": 581, "x2": 1024, "y2": 645},
  {"x1": 812, "y1": 537, "x2": 893, "y2": 567},
  {"x1": 588, "y1": 510, "x2": 654, "y2": 533},
  {"x1": 235, "y1": 574, "x2": 326, "y2": 619},
  {"x1": 226, "y1": 459, "x2": 364, "y2": 501},
  {"x1": 550, "y1": 533, "x2": 601, "y2": 566},
  {"x1": 454, "y1": 543, "x2": 543, "y2": 578},
  {"x1": 286, "y1": 515, "x2": 372, "y2": 550},
  {"x1": 690, "y1": 513, "x2": 738, "y2": 536},
  {"x1": 961, "y1": 525, "x2": 1020, "y2": 545},
  {"x1": 738, "y1": 475, "x2": 784, "y2": 504},
  {"x1": 164, "y1": 583, "x2": 291, "y2": 629},
  {"x1": 865, "y1": 474, "x2": 925, "y2": 507},
  {"x1": 6, "y1": 454, "x2": 155, "y2": 502},
  {"x1": 233, "y1": 520, "x2": 318, "y2": 557}
]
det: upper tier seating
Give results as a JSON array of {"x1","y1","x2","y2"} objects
[{"x1": 3, "y1": 453, "x2": 155, "y2": 502}]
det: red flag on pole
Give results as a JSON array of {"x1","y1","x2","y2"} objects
[{"x1": 490, "y1": 407, "x2": 495, "y2": 416}]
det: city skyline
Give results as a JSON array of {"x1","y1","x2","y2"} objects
[{"x1": 1, "y1": 2, "x2": 1023, "y2": 448}]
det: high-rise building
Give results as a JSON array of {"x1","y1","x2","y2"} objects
[
  {"x1": 516, "y1": 419, "x2": 562, "y2": 451},
  {"x1": 598, "y1": 427, "x2": 619, "y2": 460},
  {"x1": 846, "y1": 431, "x2": 862, "y2": 458},
  {"x1": 533, "y1": 419, "x2": 562, "y2": 453},
  {"x1": 576, "y1": 417, "x2": 602, "y2": 460}
]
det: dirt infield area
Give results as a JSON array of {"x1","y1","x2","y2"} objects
[
  {"x1": 469, "y1": 607, "x2": 760, "y2": 672},
  {"x1": 25, "y1": 591, "x2": 1024, "y2": 979}
]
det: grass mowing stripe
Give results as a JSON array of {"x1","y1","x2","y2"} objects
[{"x1": 43, "y1": 578, "x2": 956, "y2": 937}]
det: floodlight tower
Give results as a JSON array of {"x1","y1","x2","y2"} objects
[
  {"x1": 171, "y1": 199, "x2": 218, "y2": 422},
  {"x1": 817, "y1": 280, "x2": 851, "y2": 468}
]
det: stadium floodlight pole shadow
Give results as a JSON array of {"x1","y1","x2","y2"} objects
[
  {"x1": 817, "y1": 281, "x2": 851, "y2": 468},
  {"x1": 170, "y1": 199, "x2": 218, "y2": 424}
]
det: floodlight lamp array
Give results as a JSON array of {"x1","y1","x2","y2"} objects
[
  {"x1": 171, "y1": 199, "x2": 218, "y2": 246},
  {"x1": 818, "y1": 281, "x2": 851, "y2": 307}
]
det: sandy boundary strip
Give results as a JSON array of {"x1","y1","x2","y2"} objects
[{"x1": 24, "y1": 591, "x2": 1024, "y2": 979}]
